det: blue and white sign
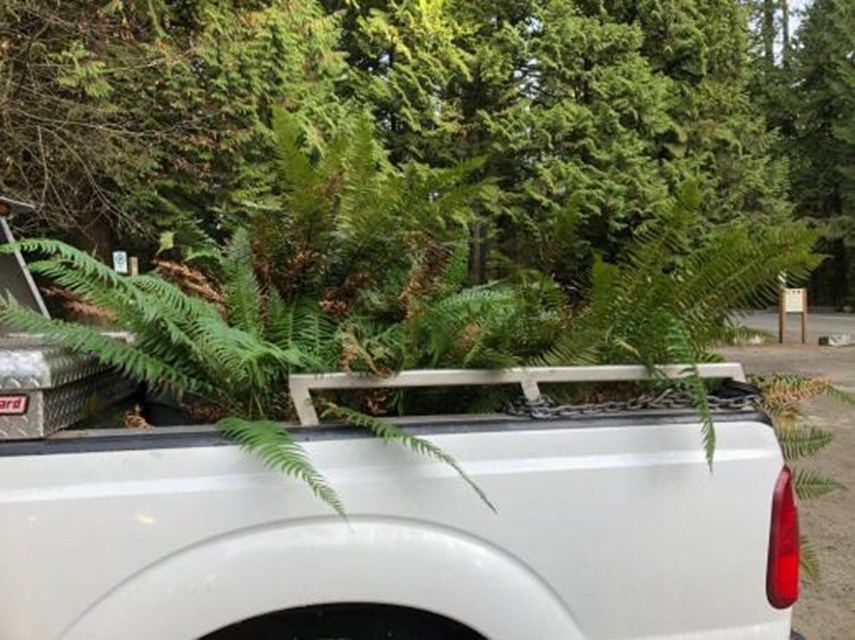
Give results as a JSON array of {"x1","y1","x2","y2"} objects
[{"x1": 112, "y1": 251, "x2": 128, "y2": 274}]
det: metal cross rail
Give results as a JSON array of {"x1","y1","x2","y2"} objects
[{"x1": 288, "y1": 363, "x2": 747, "y2": 427}]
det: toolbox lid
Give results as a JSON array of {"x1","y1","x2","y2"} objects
[{"x1": 0, "y1": 337, "x2": 106, "y2": 390}]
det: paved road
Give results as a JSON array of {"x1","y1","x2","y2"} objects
[
  {"x1": 718, "y1": 344, "x2": 855, "y2": 639},
  {"x1": 737, "y1": 311, "x2": 855, "y2": 346}
]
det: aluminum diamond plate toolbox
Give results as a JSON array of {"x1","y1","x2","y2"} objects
[{"x1": 0, "y1": 335, "x2": 136, "y2": 440}]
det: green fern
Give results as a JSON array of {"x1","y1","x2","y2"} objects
[
  {"x1": 823, "y1": 384, "x2": 855, "y2": 407},
  {"x1": 323, "y1": 403, "x2": 496, "y2": 513},
  {"x1": 287, "y1": 301, "x2": 340, "y2": 371},
  {"x1": 221, "y1": 228, "x2": 264, "y2": 337},
  {"x1": 534, "y1": 182, "x2": 821, "y2": 466},
  {"x1": 2, "y1": 238, "x2": 127, "y2": 287},
  {"x1": 0, "y1": 303, "x2": 197, "y2": 391},
  {"x1": 800, "y1": 534, "x2": 820, "y2": 582},
  {"x1": 776, "y1": 426, "x2": 834, "y2": 461},
  {"x1": 664, "y1": 320, "x2": 715, "y2": 468},
  {"x1": 218, "y1": 417, "x2": 344, "y2": 516},
  {"x1": 271, "y1": 109, "x2": 319, "y2": 196},
  {"x1": 410, "y1": 285, "x2": 525, "y2": 368},
  {"x1": 0, "y1": 238, "x2": 290, "y2": 415},
  {"x1": 793, "y1": 469, "x2": 845, "y2": 501},
  {"x1": 2, "y1": 235, "x2": 496, "y2": 515},
  {"x1": 130, "y1": 274, "x2": 223, "y2": 323},
  {"x1": 252, "y1": 106, "x2": 489, "y2": 311}
]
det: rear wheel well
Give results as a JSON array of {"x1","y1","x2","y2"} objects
[{"x1": 200, "y1": 602, "x2": 487, "y2": 640}]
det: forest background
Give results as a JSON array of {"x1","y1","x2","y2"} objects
[{"x1": 1, "y1": 0, "x2": 852, "y2": 306}]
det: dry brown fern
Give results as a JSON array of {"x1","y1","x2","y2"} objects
[
  {"x1": 751, "y1": 373, "x2": 849, "y2": 581},
  {"x1": 399, "y1": 238, "x2": 453, "y2": 318},
  {"x1": 42, "y1": 286, "x2": 115, "y2": 321},
  {"x1": 756, "y1": 374, "x2": 839, "y2": 430},
  {"x1": 153, "y1": 260, "x2": 225, "y2": 314}
]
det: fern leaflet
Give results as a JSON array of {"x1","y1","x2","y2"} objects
[
  {"x1": 218, "y1": 417, "x2": 344, "y2": 517},
  {"x1": 793, "y1": 469, "x2": 845, "y2": 501},
  {"x1": 323, "y1": 404, "x2": 496, "y2": 512}
]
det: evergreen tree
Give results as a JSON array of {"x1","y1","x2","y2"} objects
[
  {"x1": 0, "y1": 0, "x2": 344, "y2": 251},
  {"x1": 322, "y1": 0, "x2": 794, "y2": 285},
  {"x1": 787, "y1": 0, "x2": 855, "y2": 307},
  {"x1": 2, "y1": 0, "x2": 807, "y2": 296}
]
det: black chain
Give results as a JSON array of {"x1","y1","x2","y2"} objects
[{"x1": 506, "y1": 387, "x2": 764, "y2": 419}]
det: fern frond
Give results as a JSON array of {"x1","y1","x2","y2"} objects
[
  {"x1": 189, "y1": 316, "x2": 301, "y2": 387},
  {"x1": 441, "y1": 242, "x2": 472, "y2": 292},
  {"x1": 800, "y1": 534, "x2": 820, "y2": 582},
  {"x1": 664, "y1": 320, "x2": 715, "y2": 468},
  {"x1": 132, "y1": 315, "x2": 202, "y2": 369},
  {"x1": 132, "y1": 274, "x2": 223, "y2": 323},
  {"x1": 793, "y1": 468, "x2": 845, "y2": 501},
  {"x1": 340, "y1": 112, "x2": 385, "y2": 219},
  {"x1": 271, "y1": 107, "x2": 319, "y2": 192},
  {"x1": 0, "y1": 302, "x2": 196, "y2": 392},
  {"x1": 587, "y1": 255, "x2": 620, "y2": 320},
  {"x1": 678, "y1": 222, "x2": 820, "y2": 340},
  {"x1": 754, "y1": 373, "x2": 853, "y2": 431},
  {"x1": 218, "y1": 417, "x2": 344, "y2": 517},
  {"x1": 323, "y1": 404, "x2": 496, "y2": 512},
  {"x1": 1, "y1": 238, "x2": 126, "y2": 287},
  {"x1": 265, "y1": 288, "x2": 294, "y2": 347},
  {"x1": 414, "y1": 285, "x2": 522, "y2": 366},
  {"x1": 776, "y1": 426, "x2": 834, "y2": 462},
  {"x1": 530, "y1": 325, "x2": 602, "y2": 366},
  {"x1": 26, "y1": 260, "x2": 136, "y2": 319},
  {"x1": 823, "y1": 384, "x2": 855, "y2": 406},
  {"x1": 287, "y1": 301, "x2": 340, "y2": 371},
  {"x1": 222, "y1": 228, "x2": 263, "y2": 337}
]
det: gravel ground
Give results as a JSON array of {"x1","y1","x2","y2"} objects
[{"x1": 718, "y1": 345, "x2": 855, "y2": 640}]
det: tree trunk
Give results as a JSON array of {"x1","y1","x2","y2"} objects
[
  {"x1": 845, "y1": 244, "x2": 855, "y2": 310},
  {"x1": 468, "y1": 220, "x2": 489, "y2": 284},
  {"x1": 781, "y1": 0, "x2": 790, "y2": 66},
  {"x1": 763, "y1": 0, "x2": 776, "y2": 69}
]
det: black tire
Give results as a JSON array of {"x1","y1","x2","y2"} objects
[{"x1": 201, "y1": 603, "x2": 486, "y2": 640}]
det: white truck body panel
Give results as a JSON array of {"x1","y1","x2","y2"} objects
[{"x1": 0, "y1": 414, "x2": 790, "y2": 639}]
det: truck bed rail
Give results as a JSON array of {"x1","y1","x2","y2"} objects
[{"x1": 288, "y1": 363, "x2": 747, "y2": 426}]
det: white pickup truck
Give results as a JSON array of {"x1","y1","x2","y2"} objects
[{"x1": 0, "y1": 362, "x2": 799, "y2": 640}]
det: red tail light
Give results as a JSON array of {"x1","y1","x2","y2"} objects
[{"x1": 767, "y1": 466, "x2": 799, "y2": 609}]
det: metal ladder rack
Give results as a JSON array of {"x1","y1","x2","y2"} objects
[{"x1": 288, "y1": 363, "x2": 747, "y2": 427}]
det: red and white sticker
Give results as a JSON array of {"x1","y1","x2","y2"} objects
[{"x1": 0, "y1": 395, "x2": 29, "y2": 415}]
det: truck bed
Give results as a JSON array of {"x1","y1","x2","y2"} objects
[{"x1": 0, "y1": 409, "x2": 791, "y2": 640}]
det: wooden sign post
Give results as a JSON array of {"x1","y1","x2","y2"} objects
[{"x1": 779, "y1": 288, "x2": 808, "y2": 344}]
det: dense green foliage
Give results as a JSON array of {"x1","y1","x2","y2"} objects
[
  {"x1": 750, "y1": 0, "x2": 854, "y2": 306},
  {"x1": 1, "y1": 0, "x2": 343, "y2": 248},
  {"x1": 3, "y1": 0, "x2": 801, "y2": 283},
  {"x1": 324, "y1": 0, "x2": 793, "y2": 282},
  {"x1": 788, "y1": 0, "x2": 855, "y2": 306}
]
